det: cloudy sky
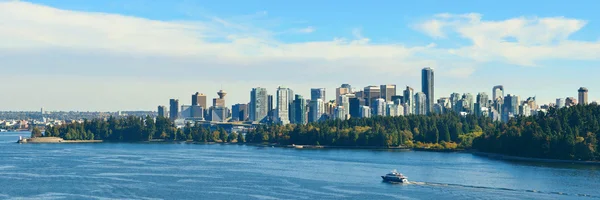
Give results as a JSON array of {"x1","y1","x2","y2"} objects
[{"x1": 1, "y1": 0, "x2": 600, "y2": 111}]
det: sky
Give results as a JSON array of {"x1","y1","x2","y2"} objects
[{"x1": 1, "y1": 0, "x2": 600, "y2": 111}]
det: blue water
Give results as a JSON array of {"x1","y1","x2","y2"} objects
[{"x1": 0, "y1": 132, "x2": 599, "y2": 200}]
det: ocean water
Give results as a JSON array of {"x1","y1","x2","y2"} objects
[{"x1": 0, "y1": 132, "x2": 599, "y2": 200}]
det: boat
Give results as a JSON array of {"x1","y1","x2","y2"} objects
[
  {"x1": 0, "y1": 129, "x2": 7, "y2": 132},
  {"x1": 381, "y1": 170, "x2": 409, "y2": 183}
]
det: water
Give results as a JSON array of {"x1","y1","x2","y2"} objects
[{"x1": 1, "y1": 132, "x2": 599, "y2": 200}]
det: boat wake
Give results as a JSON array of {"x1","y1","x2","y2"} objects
[{"x1": 406, "y1": 181, "x2": 600, "y2": 199}]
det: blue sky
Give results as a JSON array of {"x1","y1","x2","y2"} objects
[{"x1": 1, "y1": 0, "x2": 600, "y2": 111}]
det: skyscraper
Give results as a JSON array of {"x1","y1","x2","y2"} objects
[
  {"x1": 349, "y1": 97, "x2": 365, "y2": 118},
  {"x1": 213, "y1": 90, "x2": 227, "y2": 107},
  {"x1": 339, "y1": 94, "x2": 352, "y2": 119},
  {"x1": 492, "y1": 85, "x2": 504, "y2": 101},
  {"x1": 309, "y1": 99, "x2": 324, "y2": 122},
  {"x1": 157, "y1": 106, "x2": 168, "y2": 118},
  {"x1": 231, "y1": 104, "x2": 248, "y2": 121},
  {"x1": 415, "y1": 92, "x2": 427, "y2": 115},
  {"x1": 464, "y1": 93, "x2": 474, "y2": 114},
  {"x1": 276, "y1": 86, "x2": 291, "y2": 125},
  {"x1": 311, "y1": 88, "x2": 326, "y2": 101},
  {"x1": 373, "y1": 98, "x2": 386, "y2": 116},
  {"x1": 192, "y1": 92, "x2": 207, "y2": 109},
  {"x1": 250, "y1": 88, "x2": 268, "y2": 122},
  {"x1": 380, "y1": 84, "x2": 397, "y2": 102},
  {"x1": 421, "y1": 67, "x2": 434, "y2": 114},
  {"x1": 578, "y1": 87, "x2": 588, "y2": 105},
  {"x1": 360, "y1": 106, "x2": 371, "y2": 118},
  {"x1": 335, "y1": 85, "x2": 350, "y2": 104},
  {"x1": 556, "y1": 98, "x2": 565, "y2": 109},
  {"x1": 293, "y1": 95, "x2": 306, "y2": 124},
  {"x1": 449, "y1": 93, "x2": 461, "y2": 109},
  {"x1": 364, "y1": 86, "x2": 381, "y2": 107},
  {"x1": 267, "y1": 94, "x2": 274, "y2": 121},
  {"x1": 403, "y1": 86, "x2": 415, "y2": 114},
  {"x1": 169, "y1": 99, "x2": 179, "y2": 121}
]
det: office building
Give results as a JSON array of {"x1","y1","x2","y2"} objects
[
  {"x1": 403, "y1": 86, "x2": 415, "y2": 114},
  {"x1": 157, "y1": 106, "x2": 168, "y2": 118},
  {"x1": 387, "y1": 103, "x2": 403, "y2": 116},
  {"x1": 169, "y1": 99, "x2": 179, "y2": 121},
  {"x1": 192, "y1": 92, "x2": 207, "y2": 109},
  {"x1": 311, "y1": 88, "x2": 326, "y2": 101},
  {"x1": 275, "y1": 86, "x2": 291, "y2": 125},
  {"x1": 391, "y1": 95, "x2": 403, "y2": 105},
  {"x1": 336, "y1": 85, "x2": 350, "y2": 104},
  {"x1": 349, "y1": 97, "x2": 365, "y2": 118},
  {"x1": 464, "y1": 93, "x2": 474, "y2": 114},
  {"x1": 449, "y1": 93, "x2": 461, "y2": 109},
  {"x1": 364, "y1": 86, "x2": 381, "y2": 107},
  {"x1": 373, "y1": 98, "x2": 386, "y2": 116},
  {"x1": 250, "y1": 87, "x2": 268, "y2": 122},
  {"x1": 293, "y1": 95, "x2": 306, "y2": 124},
  {"x1": 360, "y1": 106, "x2": 371, "y2": 118},
  {"x1": 190, "y1": 105, "x2": 204, "y2": 120},
  {"x1": 380, "y1": 84, "x2": 397, "y2": 102},
  {"x1": 415, "y1": 92, "x2": 427, "y2": 115},
  {"x1": 422, "y1": 67, "x2": 434, "y2": 114},
  {"x1": 231, "y1": 104, "x2": 248, "y2": 121},
  {"x1": 492, "y1": 85, "x2": 504, "y2": 101},
  {"x1": 579, "y1": 87, "x2": 588, "y2": 105},
  {"x1": 213, "y1": 90, "x2": 226, "y2": 107},
  {"x1": 334, "y1": 106, "x2": 346, "y2": 120},
  {"x1": 309, "y1": 99, "x2": 324, "y2": 122},
  {"x1": 566, "y1": 97, "x2": 577, "y2": 107},
  {"x1": 211, "y1": 107, "x2": 228, "y2": 122}
]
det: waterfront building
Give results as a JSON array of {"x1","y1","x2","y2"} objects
[
  {"x1": 231, "y1": 104, "x2": 248, "y2": 121},
  {"x1": 309, "y1": 99, "x2": 325, "y2": 122},
  {"x1": 190, "y1": 105, "x2": 204, "y2": 120}
]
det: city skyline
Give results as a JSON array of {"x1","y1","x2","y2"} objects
[{"x1": 2, "y1": 0, "x2": 600, "y2": 111}]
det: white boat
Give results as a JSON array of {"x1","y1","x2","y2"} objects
[{"x1": 381, "y1": 170, "x2": 409, "y2": 183}]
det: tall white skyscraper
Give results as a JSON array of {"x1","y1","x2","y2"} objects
[
  {"x1": 276, "y1": 86, "x2": 291, "y2": 125},
  {"x1": 403, "y1": 86, "x2": 415, "y2": 114}
]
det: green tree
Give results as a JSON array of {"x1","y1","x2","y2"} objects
[{"x1": 31, "y1": 127, "x2": 43, "y2": 138}]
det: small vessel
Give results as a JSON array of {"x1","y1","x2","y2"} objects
[{"x1": 381, "y1": 170, "x2": 409, "y2": 183}]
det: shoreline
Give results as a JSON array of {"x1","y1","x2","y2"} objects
[{"x1": 16, "y1": 138, "x2": 600, "y2": 165}]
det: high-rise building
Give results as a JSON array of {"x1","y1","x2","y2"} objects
[
  {"x1": 334, "y1": 106, "x2": 346, "y2": 120},
  {"x1": 349, "y1": 97, "x2": 365, "y2": 118},
  {"x1": 449, "y1": 93, "x2": 461, "y2": 109},
  {"x1": 391, "y1": 95, "x2": 403, "y2": 105},
  {"x1": 267, "y1": 94, "x2": 274, "y2": 121},
  {"x1": 492, "y1": 85, "x2": 504, "y2": 101},
  {"x1": 311, "y1": 88, "x2": 326, "y2": 101},
  {"x1": 475, "y1": 92, "x2": 489, "y2": 116},
  {"x1": 415, "y1": 92, "x2": 427, "y2": 115},
  {"x1": 403, "y1": 86, "x2": 415, "y2": 114},
  {"x1": 231, "y1": 104, "x2": 248, "y2": 121},
  {"x1": 360, "y1": 106, "x2": 371, "y2": 118},
  {"x1": 210, "y1": 107, "x2": 228, "y2": 122},
  {"x1": 212, "y1": 90, "x2": 227, "y2": 107},
  {"x1": 421, "y1": 67, "x2": 434, "y2": 114},
  {"x1": 433, "y1": 103, "x2": 444, "y2": 114},
  {"x1": 364, "y1": 86, "x2": 381, "y2": 107},
  {"x1": 339, "y1": 94, "x2": 352, "y2": 119},
  {"x1": 380, "y1": 84, "x2": 397, "y2": 102},
  {"x1": 504, "y1": 94, "x2": 519, "y2": 121},
  {"x1": 293, "y1": 95, "x2": 306, "y2": 124},
  {"x1": 190, "y1": 105, "x2": 204, "y2": 120},
  {"x1": 373, "y1": 98, "x2": 386, "y2": 116},
  {"x1": 336, "y1": 85, "x2": 350, "y2": 104},
  {"x1": 556, "y1": 98, "x2": 566, "y2": 109},
  {"x1": 275, "y1": 86, "x2": 291, "y2": 125},
  {"x1": 169, "y1": 99, "x2": 179, "y2": 121},
  {"x1": 192, "y1": 92, "x2": 207, "y2": 109},
  {"x1": 250, "y1": 87, "x2": 268, "y2": 122},
  {"x1": 157, "y1": 106, "x2": 168, "y2": 118},
  {"x1": 309, "y1": 99, "x2": 324, "y2": 122},
  {"x1": 464, "y1": 93, "x2": 474, "y2": 114},
  {"x1": 386, "y1": 103, "x2": 403, "y2": 116},
  {"x1": 578, "y1": 87, "x2": 588, "y2": 105}
]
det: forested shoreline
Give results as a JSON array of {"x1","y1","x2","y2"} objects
[{"x1": 42, "y1": 105, "x2": 600, "y2": 161}]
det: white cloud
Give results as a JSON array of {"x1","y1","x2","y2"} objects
[
  {"x1": 416, "y1": 13, "x2": 600, "y2": 66},
  {"x1": 296, "y1": 26, "x2": 315, "y2": 33}
]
